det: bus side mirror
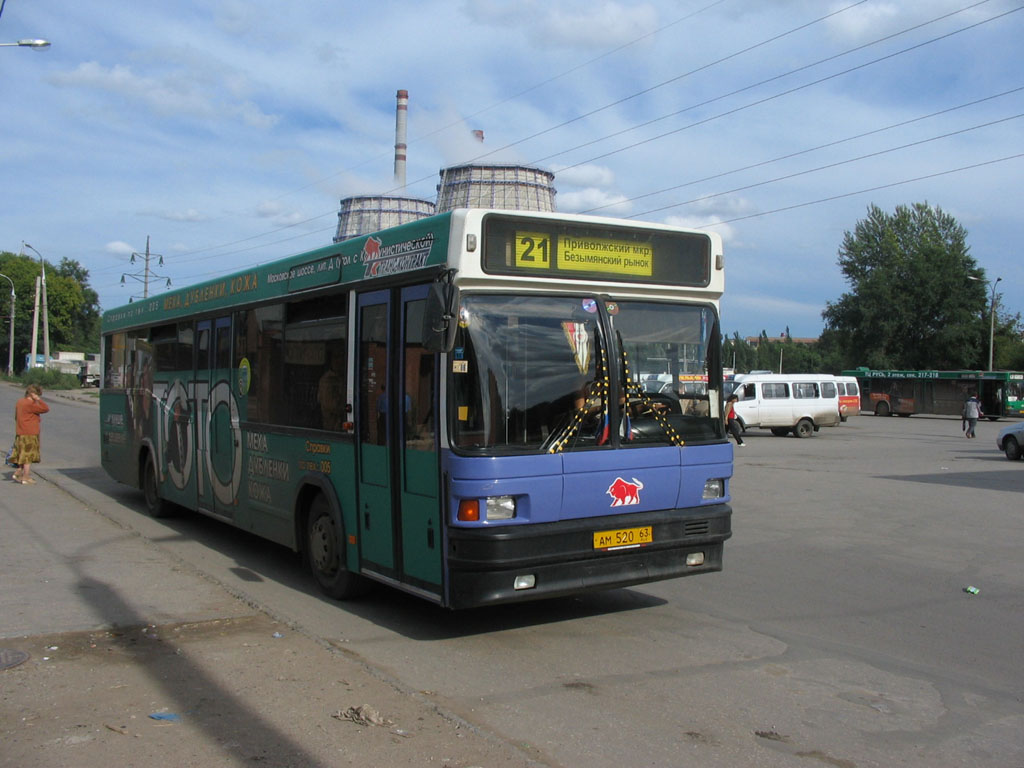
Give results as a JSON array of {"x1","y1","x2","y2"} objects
[{"x1": 423, "y1": 278, "x2": 459, "y2": 353}]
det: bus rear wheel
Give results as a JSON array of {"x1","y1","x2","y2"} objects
[
  {"x1": 793, "y1": 419, "x2": 814, "y2": 438},
  {"x1": 142, "y1": 456, "x2": 173, "y2": 518},
  {"x1": 306, "y1": 495, "x2": 367, "y2": 600}
]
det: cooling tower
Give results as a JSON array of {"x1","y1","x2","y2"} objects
[
  {"x1": 435, "y1": 163, "x2": 556, "y2": 213},
  {"x1": 333, "y1": 195, "x2": 436, "y2": 242}
]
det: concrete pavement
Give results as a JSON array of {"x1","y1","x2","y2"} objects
[{"x1": 0, "y1": 386, "x2": 539, "y2": 768}]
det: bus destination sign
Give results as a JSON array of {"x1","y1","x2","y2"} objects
[
  {"x1": 514, "y1": 231, "x2": 653, "y2": 277},
  {"x1": 487, "y1": 214, "x2": 709, "y2": 287}
]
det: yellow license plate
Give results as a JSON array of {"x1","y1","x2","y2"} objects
[{"x1": 593, "y1": 526, "x2": 653, "y2": 550}]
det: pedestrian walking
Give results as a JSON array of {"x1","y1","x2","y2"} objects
[
  {"x1": 962, "y1": 393, "x2": 983, "y2": 439},
  {"x1": 726, "y1": 394, "x2": 745, "y2": 447},
  {"x1": 12, "y1": 384, "x2": 49, "y2": 485}
]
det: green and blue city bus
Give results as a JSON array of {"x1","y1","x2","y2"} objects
[
  {"x1": 100, "y1": 209, "x2": 733, "y2": 608},
  {"x1": 843, "y1": 368, "x2": 1024, "y2": 419}
]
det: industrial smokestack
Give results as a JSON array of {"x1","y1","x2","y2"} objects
[{"x1": 394, "y1": 89, "x2": 408, "y2": 188}]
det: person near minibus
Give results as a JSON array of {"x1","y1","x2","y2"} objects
[{"x1": 726, "y1": 394, "x2": 744, "y2": 447}]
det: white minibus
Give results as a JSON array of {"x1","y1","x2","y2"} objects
[{"x1": 730, "y1": 373, "x2": 841, "y2": 437}]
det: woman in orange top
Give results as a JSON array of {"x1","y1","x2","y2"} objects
[{"x1": 12, "y1": 384, "x2": 49, "y2": 485}]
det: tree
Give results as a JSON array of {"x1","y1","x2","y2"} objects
[
  {"x1": 722, "y1": 332, "x2": 757, "y2": 373},
  {"x1": 822, "y1": 202, "x2": 986, "y2": 370},
  {"x1": 0, "y1": 251, "x2": 102, "y2": 372},
  {"x1": 55, "y1": 258, "x2": 101, "y2": 351}
]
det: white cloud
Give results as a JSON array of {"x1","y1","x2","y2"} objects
[
  {"x1": 142, "y1": 209, "x2": 207, "y2": 223},
  {"x1": 539, "y1": 2, "x2": 660, "y2": 47},
  {"x1": 823, "y1": 1, "x2": 900, "y2": 41},
  {"x1": 553, "y1": 163, "x2": 616, "y2": 189},
  {"x1": 464, "y1": 0, "x2": 659, "y2": 47},
  {"x1": 254, "y1": 201, "x2": 309, "y2": 226},
  {"x1": 104, "y1": 241, "x2": 136, "y2": 256},
  {"x1": 47, "y1": 61, "x2": 278, "y2": 128},
  {"x1": 558, "y1": 188, "x2": 633, "y2": 215}
]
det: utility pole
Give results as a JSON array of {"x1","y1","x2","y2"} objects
[
  {"x1": 30, "y1": 276, "x2": 40, "y2": 370},
  {"x1": 23, "y1": 242, "x2": 49, "y2": 369},
  {"x1": 121, "y1": 236, "x2": 171, "y2": 301}
]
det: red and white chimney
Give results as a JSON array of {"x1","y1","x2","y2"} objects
[{"x1": 394, "y1": 89, "x2": 408, "y2": 188}]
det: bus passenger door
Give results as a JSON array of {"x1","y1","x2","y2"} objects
[
  {"x1": 356, "y1": 292, "x2": 395, "y2": 572},
  {"x1": 355, "y1": 287, "x2": 442, "y2": 596},
  {"x1": 195, "y1": 316, "x2": 240, "y2": 521},
  {"x1": 398, "y1": 285, "x2": 441, "y2": 591}
]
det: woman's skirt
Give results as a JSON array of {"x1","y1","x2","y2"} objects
[{"x1": 11, "y1": 435, "x2": 41, "y2": 465}]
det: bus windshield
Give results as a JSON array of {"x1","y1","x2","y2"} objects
[{"x1": 451, "y1": 294, "x2": 721, "y2": 452}]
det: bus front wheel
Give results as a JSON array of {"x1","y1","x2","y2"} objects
[
  {"x1": 306, "y1": 495, "x2": 367, "y2": 600},
  {"x1": 875, "y1": 401, "x2": 891, "y2": 417}
]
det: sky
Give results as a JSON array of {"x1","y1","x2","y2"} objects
[{"x1": 1, "y1": 0, "x2": 1021, "y2": 339}]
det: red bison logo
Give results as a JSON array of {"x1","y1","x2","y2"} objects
[
  {"x1": 607, "y1": 477, "x2": 644, "y2": 507},
  {"x1": 362, "y1": 236, "x2": 382, "y2": 261}
]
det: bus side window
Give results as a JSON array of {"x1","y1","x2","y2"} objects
[
  {"x1": 105, "y1": 332, "x2": 127, "y2": 388},
  {"x1": 741, "y1": 384, "x2": 755, "y2": 400}
]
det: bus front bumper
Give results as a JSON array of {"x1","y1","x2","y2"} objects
[{"x1": 445, "y1": 504, "x2": 731, "y2": 609}]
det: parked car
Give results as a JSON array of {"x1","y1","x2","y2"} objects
[{"x1": 995, "y1": 421, "x2": 1024, "y2": 460}]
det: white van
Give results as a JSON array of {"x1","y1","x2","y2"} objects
[{"x1": 730, "y1": 373, "x2": 841, "y2": 437}]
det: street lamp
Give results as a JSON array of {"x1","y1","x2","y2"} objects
[
  {"x1": 0, "y1": 273, "x2": 14, "y2": 376},
  {"x1": 0, "y1": 39, "x2": 50, "y2": 48},
  {"x1": 968, "y1": 275, "x2": 1002, "y2": 371}
]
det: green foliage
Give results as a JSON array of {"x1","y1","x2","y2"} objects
[
  {"x1": 16, "y1": 367, "x2": 81, "y2": 390},
  {"x1": 722, "y1": 333, "x2": 838, "y2": 375},
  {"x1": 0, "y1": 251, "x2": 101, "y2": 372},
  {"x1": 821, "y1": 202, "x2": 987, "y2": 370}
]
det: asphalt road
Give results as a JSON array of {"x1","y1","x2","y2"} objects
[{"x1": 11, "y1": 386, "x2": 1024, "y2": 767}]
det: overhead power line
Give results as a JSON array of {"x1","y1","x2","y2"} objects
[
  {"x1": 626, "y1": 113, "x2": 1024, "y2": 219},
  {"x1": 684, "y1": 153, "x2": 1024, "y2": 229},
  {"x1": 552, "y1": 2, "x2": 1021, "y2": 174},
  {"x1": 582, "y1": 86, "x2": 1024, "y2": 214}
]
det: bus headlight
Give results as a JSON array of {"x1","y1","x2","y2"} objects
[
  {"x1": 702, "y1": 478, "x2": 724, "y2": 499},
  {"x1": 485, "y1": 495, "x2": 517, "y2": 520}
]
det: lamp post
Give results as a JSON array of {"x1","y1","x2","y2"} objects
[
  {"x1": 987, "y1": 277, "x2": 1002, "y2": 371},
  {"x1": 969, "y1": 275, "x2": 1001, "y2": 371},
  {"x1": 0, "y1": 38, "x2": 50, "y2": 48},
  {"x1": 22, "y1": 242, "x2": 49, "y2": 368},
  {"x1": 0, "y1": 273, "x2": 14, "y2": 375}
]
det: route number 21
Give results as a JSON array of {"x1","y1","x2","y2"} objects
[{"x1": 515, "y1": 232, "x2": 552, "y2": 270}]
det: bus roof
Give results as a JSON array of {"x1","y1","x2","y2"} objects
[
  {"x1": 102, "y1": 208, "x2": 724, "y2": 334},
  {"x1": 102, "y1": 212, "x2": 455, "y2": 333}
]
